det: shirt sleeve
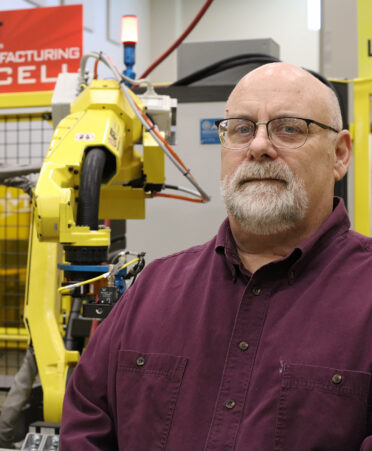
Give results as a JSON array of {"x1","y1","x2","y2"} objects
[
  {"x1": 361, "y1": 436, "x2": 372, "y2": 450},
  {"x1": 59, "y1": 296, "x2": 123, "y2": 451}
]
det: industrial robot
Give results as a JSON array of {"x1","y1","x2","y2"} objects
[{"x1": 21, "y1": 52, "x2": 209, "y2": 427}]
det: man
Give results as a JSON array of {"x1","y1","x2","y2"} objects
[{"x1": 60, "y1": 63, "x2": 372, "y2": 450}]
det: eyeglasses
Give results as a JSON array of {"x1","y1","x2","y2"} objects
[{"x1": 214, "y1": 117, "x2": 339, "y2": 150}]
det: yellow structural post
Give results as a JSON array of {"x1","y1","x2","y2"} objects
[
  {"x1": 353, "y1": 79, "x2": 372, "y2": 235},
  {"x1": 357, "y1": 0, "x2": 372, "y2": 79},
  {"x1": 352, "y1": 0, "x2": 372, "y2": 235}
]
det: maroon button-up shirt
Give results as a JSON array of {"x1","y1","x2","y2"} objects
[{"x1": 60, "y1": 198, "x2": 372, "y2": 451}]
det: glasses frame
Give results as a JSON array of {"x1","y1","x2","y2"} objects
[{"x1": 214, "y1": 116, "x2": 340, "y2": 150}]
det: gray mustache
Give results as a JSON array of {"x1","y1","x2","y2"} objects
[{"x1": 234, "y1": 162, "x2": 292, "y2": 184}]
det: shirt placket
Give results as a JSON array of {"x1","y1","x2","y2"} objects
[{"x1": 204, "y1": 279, "x2": 270, "y2": 451}]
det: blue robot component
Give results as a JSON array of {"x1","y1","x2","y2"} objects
[
  {"x1": 58, "y1": 264, "x2": 127, "y2": 296},
  {"x1": 59, "y1": 264, "x2": 126, "y2": 320},
  {"x1": 59, "y1": 263, "x2": 127, "y2": 296},
  {"x1": 58, "y1": 253, "x2": 145, "y2": 320},
  {"x1": 123, "y1": 44, "x2": 136, "y2": 86}
]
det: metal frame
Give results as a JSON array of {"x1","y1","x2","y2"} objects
[{"x1": 0, "y1": 92, "x2": 53, "y2": 110}]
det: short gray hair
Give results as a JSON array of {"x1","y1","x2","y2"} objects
[{"x1": 326, "y1": 87, "x2": 343, "y2": 131}]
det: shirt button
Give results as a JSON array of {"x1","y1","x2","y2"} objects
[
  {"x1": 288, "y1": 271, "x2": 295, "y2": 282},
  {"x1": 238, "y1": 341, "x2": 249, "y2": 351},
  {"x1": 252, "y1": 286, "x2": 261, "y2": 296},
  {"x1": 136, "y1": 356, "x2": 145, "y2": 366},
  {"x1": 225, "y1": 400, "x2": 236, "y2": 409},
  {"x1": 331, "y1": 374, "x2": 342, "y2": 384}
]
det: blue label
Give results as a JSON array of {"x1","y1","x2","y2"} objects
[{"x1": 200, "y1": 118, "x2": 221, "y2": 144}]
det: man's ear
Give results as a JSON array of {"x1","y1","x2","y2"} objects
[{"x1": 333, "y1": 130, "x2": 352, "y2": 181}]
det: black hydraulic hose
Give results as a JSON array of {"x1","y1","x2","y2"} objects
[
  {"x1": 76, "y1": 148, "x2": 107, "y2": 230},
  {"x1": 172, "y1": 55, "x2": 337, "y2": 97},
  {"x1": 172, "y1": 54, "x2": 342, "y2": 117},
  {"x1": 64, "y1": 150, "x2": 108, "y2": 351},
  {"x1": 172, "y1": 54, "x2": 281, "y2": 86}
]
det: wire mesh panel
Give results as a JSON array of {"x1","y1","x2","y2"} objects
[
  {"x1": 0, "y1": 113, "x2": 52, "y2": 391},
  {"x1": 1, "y1": 113, "x2": 51, "y2": 165}
]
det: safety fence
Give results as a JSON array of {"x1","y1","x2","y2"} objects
[{"x1": 0, "y1": 94, "x2": 53, "y2": 404}]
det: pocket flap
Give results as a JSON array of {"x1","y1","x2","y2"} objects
[
  {"x1": 282, "y1": 362, "x2": 371, "y2": 400},
  {"x1": 118, "y1": 349, "x2": 188, "y2": 381}
]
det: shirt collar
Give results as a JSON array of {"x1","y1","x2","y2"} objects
[
  {"x1": 215, "y1": 197, "x2": 350, "y2": 278},
  {"x1": 215, "y1": 218, "x2": 242, "y2": 279},
  {"x1": 291, "y1": 197, "x2": 350, "y2": 273}
]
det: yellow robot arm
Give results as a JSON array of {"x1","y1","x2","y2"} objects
[{"x1": 24, "y1": 78, "x2": 165, "y2": 422}]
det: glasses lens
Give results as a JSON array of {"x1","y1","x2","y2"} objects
[
  {"x1": 269, "y1": 118, "x2": 308, "y2": 149},
  {"x1": 218, "y1": 119, "x2": 255, "y2": 149}
]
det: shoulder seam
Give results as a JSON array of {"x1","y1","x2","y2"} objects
[
  {"x1": 155, "y1": 245, "x2": 206, "y2": 263},
  {"x1": 342, "y1": 229, "x2": 372, "y2": 253}
]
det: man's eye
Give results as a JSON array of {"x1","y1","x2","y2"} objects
[
  {"x1": 272, "y1": 118, "x2": 308, "y2": 136},
  {"x1": 275, "y1": 124, "x2": 303, "y2": 135},
  {"x1": 236, "y1": 125, "x2": 253, "y2": 134},
  {"x1": 282, "y1": 126, "x2": 298, "y2": 134}
]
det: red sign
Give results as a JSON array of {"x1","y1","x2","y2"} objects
[{"x1": 0, "y1": 5, "x2": 82, "y2": 93}]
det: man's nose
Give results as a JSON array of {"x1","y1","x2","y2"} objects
[{"x1": 246, "y1": 124, "x2": 279, "y2": 161}]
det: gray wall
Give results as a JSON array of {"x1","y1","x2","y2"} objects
[{"x1": 320, "y1": 0, "x2": 358, "y2": 78}]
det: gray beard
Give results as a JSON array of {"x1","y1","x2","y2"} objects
[{"x1": 221, "y1": 160, "x2": 309, "y2": 235}]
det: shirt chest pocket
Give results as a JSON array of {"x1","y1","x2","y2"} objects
[
  {"x1": 274, "y1": 362, "x2": 371, "y2": 451},
  {"x1": 116, "y1": 349, "x2": 188, "y2": 451}
]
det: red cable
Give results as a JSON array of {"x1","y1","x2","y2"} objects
[
  {"x1": 130, "y1": 81, "x2": 208, "y2": 202},
  {"x1": 93, "y1": 59, "x2": 99, "y2": 79},
  {"x1": 155, "y1": 193, "x2": 204, "y2": 203},
  {"x1": 133, "y1": 101, "x2": 189, "y2": 172},
  {"x1": 89, "y1": 319, "x2": 100, "y2": 338},
  {"x1": 133, "y1": 102, "x2": 208, "y2": 202},
  {"x1": 139, "y1": 0, "x2": 214, "y2": 79}
]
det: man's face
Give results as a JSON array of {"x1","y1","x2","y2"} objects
[
  {"x1": 220, "y1": 65, "x2": 343, "y2": 235},
  {"x1": 221, "y1": 159, "x2": 309, "y2": 235}
]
